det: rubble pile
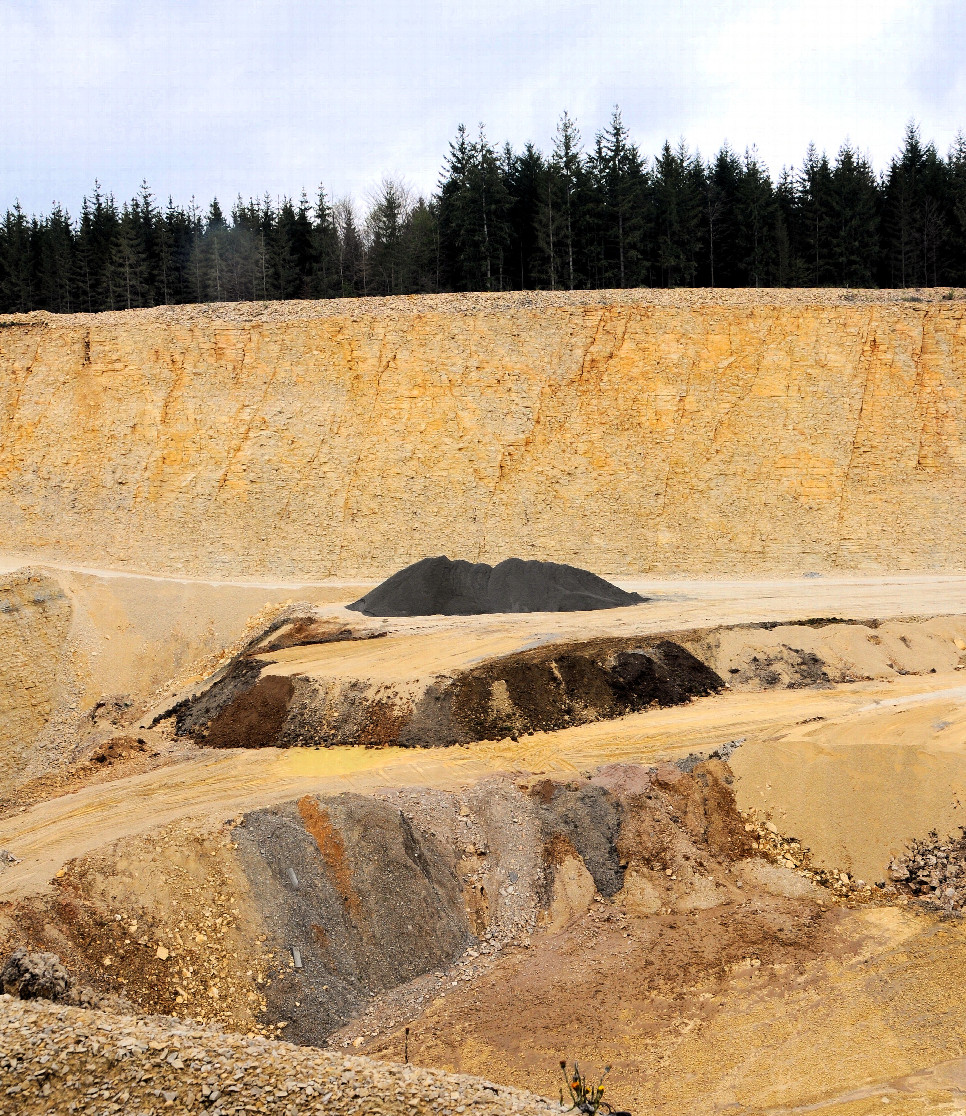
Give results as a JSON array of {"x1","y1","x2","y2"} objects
[
  {"x1": 0, "y1": 948, "x2": 132, "y2": 1013},
  {"x1": 1, "y1": 947, "x2": 72, "y2": 1002},
  {"x1": 742, "y1": 814, "x2": 876, "y2": 901},
  {"x1": 0, "y1": 996, "x2": 555, "y2": 1116},
  {"x1": 888, "y1": 829, "x2": 966, "y2": 910}
]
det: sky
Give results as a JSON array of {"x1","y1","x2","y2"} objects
[{"x1": 2, "y1": 0, "x2": 965, "y2": 218}]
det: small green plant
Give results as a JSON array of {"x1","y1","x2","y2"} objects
[{"x1": 559, "y1": 1060, "x2": 626, "y2": 1114}]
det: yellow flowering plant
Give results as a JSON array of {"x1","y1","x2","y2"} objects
[{"x1": 558, "y1": 1060, "x2": 628, "y2": 1114}]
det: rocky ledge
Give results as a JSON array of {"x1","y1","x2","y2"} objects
[{"x1": 0, "y1": 996, "x2": 555, "y2": 1116}]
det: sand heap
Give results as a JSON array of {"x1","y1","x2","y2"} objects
[{"x1": 347, "y1": 556, "x2": 646, "y2": 616}]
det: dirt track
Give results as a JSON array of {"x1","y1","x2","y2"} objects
[
  {"x1": 2, "y1": 669, "x2": 964, "y2": 902},
  {"x1": 3, "y1": 563, "x2": 966, "y2": 1116}
]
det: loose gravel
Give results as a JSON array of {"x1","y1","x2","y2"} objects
[{"x1": 0, "y1": 995, "x2": 556, "y2": 1116}]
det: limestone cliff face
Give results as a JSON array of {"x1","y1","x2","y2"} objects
[{"x1": 1, "y1": 290, "x2": 964, "y2": 578}]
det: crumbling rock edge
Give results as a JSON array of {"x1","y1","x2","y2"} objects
[
  {"x1": 0, "y1": 995, "x2": 556, "y2": 1116},
  {"x1": 155, "y1": 612, "x2": 966, "y2": 752}
]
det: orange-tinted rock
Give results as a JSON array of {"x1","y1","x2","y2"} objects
[{"x1": 1, "y1": 289, "x2": 963, "y2": 578}]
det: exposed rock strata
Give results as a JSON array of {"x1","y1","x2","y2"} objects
[
  {"x1": 0, "y1": 569, "x2": 72, "y2": 791},
  {"x1": 0, "y1": 762, "x2": 765, "y2": 1045},
  {"x1": 2, "y1": 290, "x2": 964, "y2": 578}
]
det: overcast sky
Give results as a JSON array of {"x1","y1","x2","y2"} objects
[{"x1": 3, "y1": 0, "x2": 964, "y2": 218}]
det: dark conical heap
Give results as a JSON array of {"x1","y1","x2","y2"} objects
[{"x1": 347, "y1": 556, "x2": 647, "y2": 617}]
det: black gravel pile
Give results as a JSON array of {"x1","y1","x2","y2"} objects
[{"x1": 347, "y1": 556, "x2": 647, "y2": 617}]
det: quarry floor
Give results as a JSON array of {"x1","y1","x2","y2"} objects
[
  {"x1": 4, "y1": 561, "x2": 966, "y2": 1114},
  {"x1": 2, "y1": 668, "x2": 965, "y2": 902}
]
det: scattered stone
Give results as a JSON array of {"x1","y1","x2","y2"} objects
[
  {"x1": 741, "y1": 813, "x2": 874, "y2": 901},
  {"x1": 889, "y1": 828, "x2": 966, "y2": 911},
  {"x1": 0, "y1": 995, "x2": 555, "y2": 1116}
]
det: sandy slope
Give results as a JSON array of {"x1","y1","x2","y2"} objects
[
  {"x1": 2, "y1": 671, "x2": 965, "y2": 903},
  {"x1": 1, "y1": 564, "x2": 966, "y2": 1116},
  {"x1": 360, "y1": 900, "x2": 966, "y2": 1116}
]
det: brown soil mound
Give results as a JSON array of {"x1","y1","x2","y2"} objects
[{"x1": 164, "y1": 632, "x2": 724, "y2": 750}]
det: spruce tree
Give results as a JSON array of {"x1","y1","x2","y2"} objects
[
  {"x1": 652, "y1": 141, "x2": 703, "y2": 286},
  {"x1": 828, "y1": 144, "x2": 880, "y2": 286},
  {"x1": 592, "y1": 107, "x2": 648, "y2": 287},
  {"x1": 403, "y1": 197, "x2": 441, "y2": 293},
  {"x1": 796, "y1": 144, "x2": 835, "y2": 285},
  {"x1": 548, "y1": 112, "x2": 587, "y2": 289},
  {"x1": 40, "y1": 204, "x2": 75, "y2": 312},
  {"x1": 367, "y1": 178, "x2": 411, "y2": 295},
  {"x1": 0, "y1": 202, "x2": 34, "y2": 311},
  {"x1": 734, "y1": 149, "x2": 778, "y2": 287},
  {"x1": 882, "y1": 122, "x2": 948, "y2": 287},
  {"x1": 504, "y1": 143, "x2": 545, "y2": 289},
  {"x1": 947, "y1": 132, "x2": 966, "y2": 283},
  {"x1": 312, "y1": 186, "x2": 342, "y2": 297},
  {"x1": 705, "y1": 146, "x2": 742, "y2": 286}
]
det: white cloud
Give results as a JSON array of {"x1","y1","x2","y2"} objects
[{"x1": 1, "y1": 0, "x2": 963, "y2": 216}]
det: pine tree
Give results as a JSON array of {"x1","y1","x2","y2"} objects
[
  {"x1": 882, "y1": 122, "x2": 948, "y2": 287},
  {"x1": 774, "y1": 168, "x2": 798, "y2": 286},
  {"x1": 164, "y1": 197, "x2": 198, "y2": 304},
  {"x1": 403, "y1": 197, "x2": 440, "y2": 292},
  {"x1": 734, "y1": 149, "x2": 778, "y2": 287},
  {"x1": 40, "y1": 204, "x2": 75, "y2": 311},
  {"x1": 796, "y1": 144, "x2": 835, "y2": 285},
  {"x1": 438, "y1": 124, "x2": 475, "y2": 290},
  {"x1": 704, "y1": 146, "x2": 742, "y2": 287},
  {"x1": 591, "y1": 108, "x2": 648, "y2": 287},
  {"x1": 438, "y1": 123, "x2": 511, "y2": 290},
  {"x1": 112, "y1": 203, "x2": 148, "y2": 309},
  {"x1": 133, "y1": 181, "x2": 160, "y2": 305},
  {"x1": 0, "y1": 202, "x2": 34, "y2": 311},
  {"x1": 535, "y1": 151, "x2": 564, "y2": 289},
  {"x1": 947, "y1": 132, "x2": 966, "y2": 283},
  {"x1": 652, "y1": 141, "x2": 703, "y2": 286},
  {"x1": 367, "y1": 178, "x2": 411, "y2": 295},
  {"x1": 312, "y1": 186, "x2": 342, "y2": 297},
  {"x1": 504, "y1": 143, "x2": 545, "y2": 289},
  {"x1": 828, "y1": 144, "x2": 880, "y2": 286},
  {"x1": 549, "y1": 112, "x2": 586, "y2": 289},
  {"x1": 333, "y1": 198, "x2": 365, "y2": 296},
  {"x1": 73, "y1": 199, "x2": 96, "y2": 311},
  {"x1": 205, "y1": 198, "x2": 230, "y2": 301}
]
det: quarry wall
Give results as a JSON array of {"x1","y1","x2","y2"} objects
[
  {"x1": 0, "y1": 569, "x2": 72, "y2": 793},
  {"x1": 1, "y1": 289, "x2": 964, "y2": 579}
]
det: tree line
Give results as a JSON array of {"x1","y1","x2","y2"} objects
[{"x1": 3, "y1": 114, "x2": 966, "y2": 313}]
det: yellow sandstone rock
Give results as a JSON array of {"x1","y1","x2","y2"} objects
[{"x1": 0, "y1": 289, "x2": 963, "y2": 579}]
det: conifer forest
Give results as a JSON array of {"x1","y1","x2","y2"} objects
[{"x1": 3, "y1": 113, "x2": 966, "y2": 313}]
